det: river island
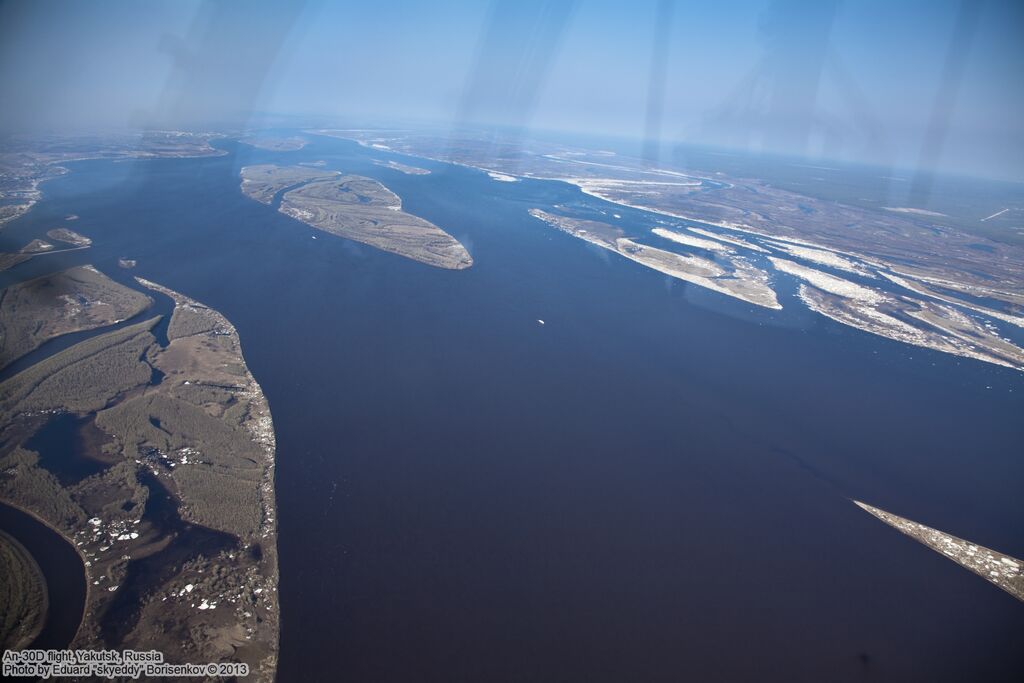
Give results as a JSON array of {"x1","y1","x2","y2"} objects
[{"x1": 240, "y1": 164, "x2": 472, "y2": 270}]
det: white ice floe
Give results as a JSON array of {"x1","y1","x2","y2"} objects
[
  {"x1": 652, "y1": 227, "x2": 732, "y2": 253},
  {"x1": 487, "y1": 171, "x2": 519, "y2": 183},
  {"x1": 770, "y1": 257, "x2": 882, "y2": 303},
  {"x1": 687, "y1": 226, "x2": 768, "y2": 253},
  {"x1": 882, "y1": 206, "x2": 946, "y2": 217},
  {"x1": 981, "y1": 208, "x2": 1009, "y2": 222},
  {"x1": 767, "y1": 241, "x2": 873, "y2": 277}
]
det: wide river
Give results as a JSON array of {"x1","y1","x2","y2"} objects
[{"x1": 1, "y1": 134, "x2": 1021, "y2": 681}]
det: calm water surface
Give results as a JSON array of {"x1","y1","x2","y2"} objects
[
  {"x1": 1, "y1": 136, "x2": 1021, "y2": 681},
  {"x1": 0, "y1": 502, "x2": 86, "y2": 650}
]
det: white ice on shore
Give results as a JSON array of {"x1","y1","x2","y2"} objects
[{"x1": 879, "y1": 271, "x2": 1024, "y2": 329}]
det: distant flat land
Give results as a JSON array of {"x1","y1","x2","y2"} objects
[
  {"x1": 0, "y1": 229, "x2": 92, "y2": 272},
  {"x1": 324, "y1": 129, "x2": 1024, "y2": 371},
  {"x1": 20, "y1": 239, "x2": 53, "y2": 253},
  {"x1": 241, "y1": 164, "x2": 472, "y2": 269},
  {"x1": 46, "y1": 228, "x2": 91, "y2": 247},
  {"x1": 238, "y1": 136, "x2": 307, "y2": 152},
  {"x1": 239, "y1": 164, "x2": 338, "y2": 205},
  {"x1": 0, "y1": 132, "x2": 226, "y2": 227},
  {"x1": 0, "y1": 273, "x2": 278, "y2": 681},
  {"x1": 371, "y1": 159, "x2": 430, "y2": 175},
  {"x1": 0, "y1": 265, "x2": 152, "y2": 369}
]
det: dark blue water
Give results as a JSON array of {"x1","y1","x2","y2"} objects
[
  {"x1": 1, "y1": 135, "x2": 1021, "y2": 681},
  {"x1": 0, "y1": 502, "x2": 86, "y2": 651},
  {"x1": 24, "y1": 413, "x2": 113, "y2": 486}
]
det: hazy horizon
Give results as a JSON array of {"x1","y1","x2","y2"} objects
[{"x1": 2, "y1": 0, "x2": 1022, "y2": 180}]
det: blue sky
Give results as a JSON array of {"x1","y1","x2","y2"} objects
[{"x1": 1, "y1": 0, "x2": 1021, "y2": 179}]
